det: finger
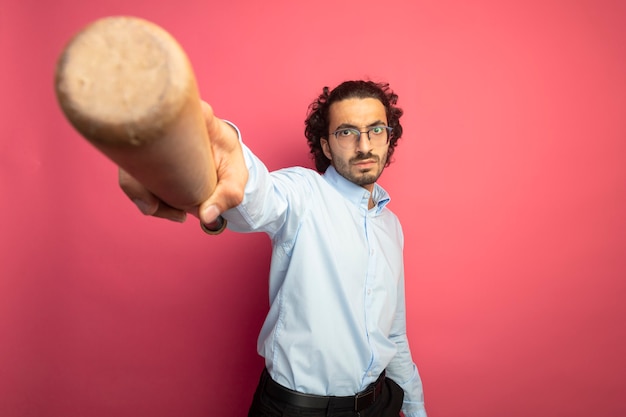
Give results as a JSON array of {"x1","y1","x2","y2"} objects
[
  {"x1": 152, "y1": 201, "x2": 188, "y2": 223},
  {"x1": 119, "y1": 168, "x2": 159, "y2": 215},
  {"x1": 119, "y1": 168, "x2": 187, "y2": 222}
]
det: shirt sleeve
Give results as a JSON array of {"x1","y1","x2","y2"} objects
[
  {"x1": 387, "y1": 311, "x2": 428, "y2": 416},
  {"x1": 386, "y1": 234, "x2": 428, "y2": 417},
  {"x1": 220, "y1": 125, "x2": 314, "y2": 239}
]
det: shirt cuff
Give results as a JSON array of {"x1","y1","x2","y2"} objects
[
  {"x1": 403, "y1": 408, "x2": 428, "y2": 417},
  {"x1": 223, "y1": 119, "x2": 242, "y2": 140}
]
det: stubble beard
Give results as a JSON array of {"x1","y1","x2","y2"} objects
[{"x1": 332, "y1": 150, "x2": 388, "y2": 187}]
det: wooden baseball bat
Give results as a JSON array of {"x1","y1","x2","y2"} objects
[{"x1": 54, "y1": 16, "x2": 216, "y2": 214}]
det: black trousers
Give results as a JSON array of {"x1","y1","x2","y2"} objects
[{"x1": 248, "y1": 369, "x2": 404, "y2": 417}]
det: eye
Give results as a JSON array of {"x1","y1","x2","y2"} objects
[
  {"x1": 370, "y1": 126, "x2": 385, "y2": 135},
  {"x1": 338, "y1": 129, "x2": 357, "y2": 137}
]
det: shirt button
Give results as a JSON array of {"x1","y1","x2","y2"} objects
[{"x1": 367, "y1": 289, "x2": 372, "y2": 295}]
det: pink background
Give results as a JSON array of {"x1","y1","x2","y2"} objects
[{"x1": 1, "y1": 0, "x2": 625, "y2": 416}]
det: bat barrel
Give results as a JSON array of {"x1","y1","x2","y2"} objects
[{"x1": 55, "y1": 16, "x2": 216, "y2": 211}]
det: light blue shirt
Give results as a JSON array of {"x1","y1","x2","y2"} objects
[{"x1": 223, "y1": 133, "x2": 427, "y2": 417}]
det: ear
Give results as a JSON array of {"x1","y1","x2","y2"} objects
[{"x1": 321, "y1": 138, "x2": 332, "y2": 160}]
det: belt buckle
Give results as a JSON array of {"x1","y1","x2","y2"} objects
[{"x1": 354, "y1": 389, "x2": 374, "y2": 411}]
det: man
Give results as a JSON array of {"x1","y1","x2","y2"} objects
[{"x1": 121, "y1": 80, "x2": 427, "y2": 417}]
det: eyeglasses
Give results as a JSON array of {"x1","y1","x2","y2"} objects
[{"x1": 330, "y1": 125, "x2": 393, "y2": 149}]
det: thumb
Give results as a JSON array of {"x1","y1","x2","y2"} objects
[
  {"x1": 199, "y1": 203, "x2": 221, "y2": 226},
  {"x1": 197, "y1": 196, "x2": 226, "y2": 235},
  {"x1": 198, "y1": 178, "x2": 245, "y2": 225}
]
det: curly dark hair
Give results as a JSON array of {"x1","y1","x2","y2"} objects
[{"x1": 304, "y1": 80, "x2": 403, "y2": 173}]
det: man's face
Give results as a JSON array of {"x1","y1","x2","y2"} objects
[{"x1": 321, "y1": 97, "x2": 389, "y2": 191}]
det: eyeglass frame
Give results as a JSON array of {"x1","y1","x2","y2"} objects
[{"x1": 329, "y1": 125, "x2": 393, "y2": 149}]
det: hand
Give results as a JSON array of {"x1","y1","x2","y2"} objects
[
  {"x1": 119, "y1": 100, "x2": 248, "y2": 227},
  {"x1": 197, "y1": 101, "x2": 248, "y2": 225}
]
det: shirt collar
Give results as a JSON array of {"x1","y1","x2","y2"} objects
[{"x1": 323, "y1": 166, "x2": 391, "y2": 213}]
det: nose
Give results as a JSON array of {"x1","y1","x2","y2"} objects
[{"x1": 356, "y1": 132, "x2": 373, "y2": 153}]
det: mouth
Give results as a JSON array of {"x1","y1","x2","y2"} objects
[{"x1": 353, "y1": 159, "x2": 377, "y2": 169}]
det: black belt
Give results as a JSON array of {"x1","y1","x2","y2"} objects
[{"x1": 263, "y1": 369, "x2": 386, "y2": 412}]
